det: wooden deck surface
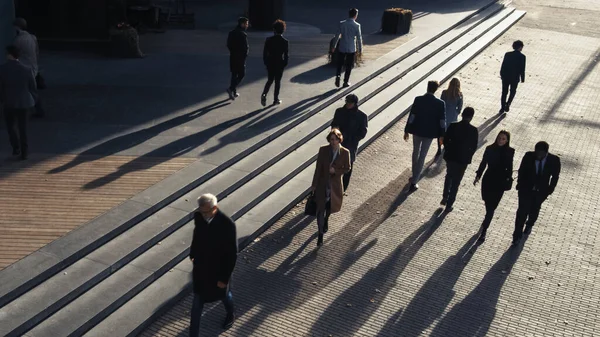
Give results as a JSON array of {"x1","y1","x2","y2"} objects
[{"x1": 0, "y1": 155, "x2": 195, "y2": 270}]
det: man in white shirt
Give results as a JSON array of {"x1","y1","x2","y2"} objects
[{"x1": 331, "y1": 8, "x2": 363, "y2": 88}]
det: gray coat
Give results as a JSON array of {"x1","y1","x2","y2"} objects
[
  {"x1": 332, "y1": 19, "x2": 363, "y2": 54},
  {"x1": 0, "y1": 60, "x2": 37, "y2": 109}
]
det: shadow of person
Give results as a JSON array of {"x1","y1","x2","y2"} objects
[
  {"x1": 378, "y1": 234, "x2": 480, "y2": 337},
  {"x1": 47, "y1": 99, "x2": 231, "y2": 174},
  {"x1": 200, "y1": 89, "x2": 338, "y2": 156},
  {"x1": 82, "y1": 106, "x2": 273, "y2": 189},
  {"x1": 428, "y1": 238, "x2": 528, "y2": 337},
  {"x1": 308, "y1": 208, "x2": 449, "y2": 337},
  {"x1": 290, "y1": 64, "x2": 335, "y2": 84},
  {"x1": 477, "y1": 113, "x2": 506, "y2": 150}
]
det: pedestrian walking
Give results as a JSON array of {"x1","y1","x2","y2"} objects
[
  {"x1": 311, "y1": 128, "x2": 351, "y2": 247},
  {"x1": 261, "y1": 19, "x2": 289, "y2": 107},
  {"x1": 13, "y1": 17, "x2": 44, "y2": 117},
  {"x1": 227, "y1": 17, "x2": 249, "y2": 100},
  {"x1": 189, "y1": 194, "x2": 238, "y2": 335},
  {"x1": 330, "y1": 94, "x2": 368, "y2": 192},
  {"x1": 512, "y1": 141, "x2": 560, "y2": 246},
  {"x1": 404, "y1": 80, "x2": 446, "y2": 192},
  {"x1": 500, "y1": 40, "x2": 526, "y2": 113},
  {"x1": 440, "y1": 107, "x2": 478, "y2": 212},
  {"x1": 436, "y1": 77, "x2": 463, "y2": 157},
  {"x1": 473, "y1": 130, "x2": 515, "y2": 243},
  {"x1": 331, "y1": 8, "x2": 363, "y2": 88},
  {"x1": 0, "y1": 45, "x2": 37, "y2": 160}
]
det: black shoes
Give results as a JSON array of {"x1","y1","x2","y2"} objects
[
  {"x1": 523, "y1": 225, "x2": 532, "y2": 235},
  {"x1": 12, "y1": 149, "x2": 20, "y2": 156},
  {"x1": 343, "y1": 82, "x2": 350, "y2": 88},
  {"x1": 444, "y1": 205, "x2": 454, "y2": 213},
  {"x1": 223, "y1": 313, "x2": 235, "y2": 330},
  {"x1": 227, "y1": 88, "x2": 235, "y2": 100},
  {"x1": 476, "y1": 235, "x2": 486, "y2": 244},
  {"x1": 273, "y1": 99, "x2": 282, "y2": 105},
  {"x1": 409, "y1": 183, "x2": 419, "y2": 192},
  {"x1": 440, "y1": 198, "x2": 447, "y2": 206},
  {"x1": 261, "y1": 94, "x2": 267, "y2": 107},
  {"x1": 505, "y1": 104, "x2": 510, "y2": 112},
  {"x1": 335, "y1": 76, "x2": 341, "y2": 88},
  {"x1": 317, "y1": 233, "x2": 324, "y2": 247}
]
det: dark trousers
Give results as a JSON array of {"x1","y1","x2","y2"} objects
[
  {"x1": 343, "y1": 149, "x2": 357, "y2": 192},
  {"x1": 336, "y1": 52, "x2": 355, "y2": 83},
  {"x1": 262, "y1": 66, "x2": 284, "y2": 99},
  {"x1": 229, "y1": 62, "x2": 246, "y2": 92},
  {"x1": 501, "y1": 79, "x2": 519, "y2": 109},
  {"x1": 513, "y1": 190, "x2": 546, "y2": 242},
  {"x1": 4, "y1": 108, "x2": 28, "y2": 154},
  {"x1": 480, "y1": 189, "x2": 504, "y2": 237},
  {"x1": 442, "y1": 161, "x2": 468, "y2": 207},
  {"x1": 189, "y1": 290, "x2": 234, "y2": 337},
  {"x1": 316, "y1": 200, "x2": 331, "y2": 234}
]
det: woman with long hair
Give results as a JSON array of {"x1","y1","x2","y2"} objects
[
  {"x1": 473, "y1": 130, "x2": 515, "y2": 243},
  {"x1": 311, "y1": 128, "x2": 351, "y2": 247},
  {"x1": 437, "y1": 78, "x2": 463, "y2": 156}
]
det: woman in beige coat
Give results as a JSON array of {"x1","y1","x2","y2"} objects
[{"x1": 311, "y1": 128, "x2": 351, "y2": 246}]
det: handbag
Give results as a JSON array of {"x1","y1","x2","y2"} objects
[
  {"x1": 36, "y1": 73, "x2": 46, "y2": 90},
  {"x1": 505, "y1": 170, "x2": 518, "y2": 191},
  {"x1": 304, "y1": 192, "x2": 317, "y2": 216}
]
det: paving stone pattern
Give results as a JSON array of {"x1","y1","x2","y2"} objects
[{"x1": 141, "y1": 16, "x2": 600, "y2": 337}]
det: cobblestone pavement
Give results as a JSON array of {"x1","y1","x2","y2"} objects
[{"x1": 142, "y1": 2, "x2": 600, "y2": 336}]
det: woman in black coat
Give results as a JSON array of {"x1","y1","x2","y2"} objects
[{"x1": 473, "y1": 130, "x2": 515, "y2": 243}]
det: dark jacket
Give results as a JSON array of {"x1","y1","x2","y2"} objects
[
  {"x1": 405, "y1": 93, "x2": 446, "y2": 139},
  {"x1": 500, "y1": 50, "x2": 526, "y2": 82},
  {"x1": 227, "y1": 26, "x2": 249, "y2": 63},
  {"x1": 190, "y1": 210, "x2": 238, "y2": 301},
  {"x1": 516, "y1": 152, "x2": 561, "y2": 196},
  {"x1": 0, "y1": 59, "x2": 37, "y2": 109},
  {"x1": 476, "y1": 144, "x2": 515, "y2": 199},
  {"x1": 263, "y1": 35, "x2": 289, "y2": 69},
  {"x1": 443, "y1": 120, "x2": 479, "y2": 165},
  {"x1": 330, "y1": 106, "x2": 368, "y2": 161}
]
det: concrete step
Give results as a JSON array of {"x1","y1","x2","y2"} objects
[
  {"x1": 0, "y1": 0, "x2": 504, "y2": 311},
  {"x1": 84, "y1": 9, "x2": 525, "y2": 337},
  {"x1": 0, "y1": 3, "x2": 517, "y2": 337}
]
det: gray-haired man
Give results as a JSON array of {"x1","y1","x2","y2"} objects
[{"x1": 189, "y1": 194, "x2": 238, "y2": 335}]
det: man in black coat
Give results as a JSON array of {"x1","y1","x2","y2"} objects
[
  {"x1": 261, "y1": 19, "x2": 289, "y2": 106},
  {"x1": 440, "y1": 107, "x2": 479, "y2": 211},
  {"x1": 227, "y1": 17, "x2": 249, "y2": 100},
  {"x1": 500, "y1": 40, "x2": 526, "y2": 113},
  {"x1": 513, "y1": 141, "x2": 560, "y2": 245},
  {"x1": 404, "y1": 80, "x2": 446, "y2": 192},
  {"x1": 330, "y1": 93, "x2": 368, "y2": 191},
  {"x1": 189, "y1": 194, "x2": 238, "y2": 335}
]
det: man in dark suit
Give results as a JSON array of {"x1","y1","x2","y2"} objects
[
  {"x1": 513, "y1": 141, "x2": 561, "y2": 245},
  {"x1": 261, "y1": 19, "x2": 289, "y2": 107},
  {"x1": 0, "y1": 45, "x2": 37, "y2": 160},
  {"x1": 189, "y1": 194, "x2": 238, "y2": 335},
  {"x1": 404, "y1": 80, "x2": 446, "y2": 192},
  {"x1": 440, "y1": 107, "x2": 479, "y2": 212},
  {"x1": 227, "y1": 17, "x2": 249, "y2": 100},
  {"x1": 330, "y1": 93, "x2": 368, "y2": 192},
  {"x1": 500, "y1": 40, "x2": 526, "y2": 113}
]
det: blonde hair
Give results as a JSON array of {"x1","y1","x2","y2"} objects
[
  {"x1": 446, "y1": 78, "x2": 462, "y2": 100},
  {"x1": 327, "y1": 128, "x2": 344, "y2": 143}
]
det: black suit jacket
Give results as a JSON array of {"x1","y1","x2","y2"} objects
[
  {"x1": 227, "y1": 26, "x2": 249, "y2": 61},
  {"x1": 330, "y1": 106, "x2": 368, "y2": 160},
  {"x1": 500, "y1": 50, "x2": 526, "y2": 82},
  {"x1": 190, "y1": 210, "x2": 238, "y2": 301},
  {"x1": 405, "y1": 93, "x2": 446, "y2": 139},
  {"x1": 516, "y1": 152, "x2": 561, "y2": 195},
  {"x1": 443, "y1": 120, "x2": 479, "y2": 165},
  {"x1": 263, "y1": 35, "x2": 289, "y2": 68}
]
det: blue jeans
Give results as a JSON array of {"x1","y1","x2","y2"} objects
[{"x1": 189, "y1": 290, "x2": 234, "y2": 337}]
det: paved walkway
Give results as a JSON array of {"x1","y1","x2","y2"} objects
[
  {"x1": 0, "y1": 1, "x2": 491, "y2": 270},
  {"x1": 141, "y1": 1, "x2": 600, "y2": 336}
]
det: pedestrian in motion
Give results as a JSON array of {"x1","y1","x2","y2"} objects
[
  {"x1": 404, "y1": 80, "x2": 446, "y2": 192},
  {"x1": 500, "y1": 40, "x2": 526, "y2": 113},
  {"x1": 227, "y1": 17, "x2": 249, "y2": 100},
  {"x1": 330, "y1": 94, "x2": 368, "y2": 192},
  {"x1": 189, "y1": 194, "x2": 238, "y2": 335},
  {"x1": 440, "y1": 107, "x2": 479, "y2": 212},
  {"x1": 436, "y1": 77, "x2": 463, "y2": 157},
  {"x1": 331, "y1": 8, "x2": 363, "y2": 88},
  {"x1": 13, "y1": 18, "x2": 44, "y2": 117},
  {"x1": 473, "y1": 130, "x2": 515, "y2": 244},
  {"x1": 311, "y1": 128, "x2": 351, "y2": 247},
  {"x1": 261, "y1": 19, "x2": 289, "y2": 107},
  {"x1": 0, "y1": 45, "x2": 37, "y2": 160},
  {"x1": 512, "y1": 141, "x2": 560, "y2": 246}
]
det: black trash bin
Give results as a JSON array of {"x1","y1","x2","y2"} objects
[{"x1": 248, "y1": 0, "x2": 285, "y2": 30}]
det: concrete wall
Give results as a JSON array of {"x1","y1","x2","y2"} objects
[{"x1": 0, "y1": 0, "x2": 15, "y2": 60}]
